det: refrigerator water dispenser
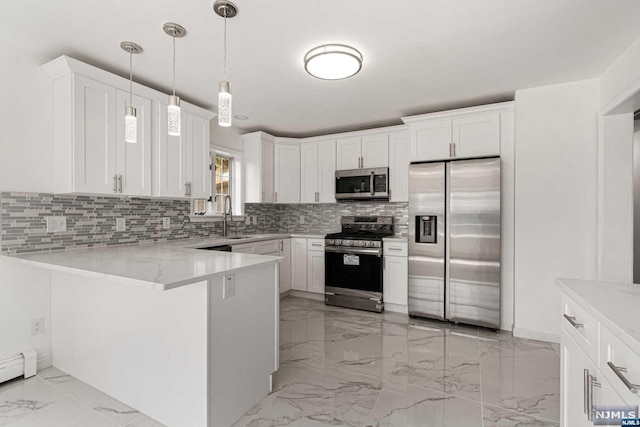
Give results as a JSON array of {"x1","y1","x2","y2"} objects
[{"x1": 416, "y1": 215, "x2": 437, "y2": 244}]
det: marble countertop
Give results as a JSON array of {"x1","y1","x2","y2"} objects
[
  {"x1": 1, "y1": 234, "x2": 293, "y2": 291},
  {"x1": 556, "y1": 278, "x2": 640, "y2": 354}
]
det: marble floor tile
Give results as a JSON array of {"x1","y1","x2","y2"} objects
[
  {"x1": 72, "y1": 385, "x2": 140, "y2": 425},
  {"x1": 366, "y1": 382, "x2": 483, "y2": 427},
  {"x1": 36, "y1": 367, "x2": 89, "y2": 394},
  {"x1": 482, "y1": 404, "x2": 559, "y2": 426},
  {"x1": 0, "y1": 377, "x2": 65, "y2": 426},
  {"x1": 7, "y1": 396, "x2": 117, "y2": 427},
  {"x1": 124, "y1": 413, "x2": 167, "y2": 427},
  {"x1": 239, "y1": 369, "x2": 383, "y2": 427}
]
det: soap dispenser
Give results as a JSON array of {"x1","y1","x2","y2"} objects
[{"x1": 206, "y1": 197, "x2": 214, "y2": 215}]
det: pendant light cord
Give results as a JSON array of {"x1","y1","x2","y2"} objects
[
  {"x1": 172, "y1": 34, "x2": 176, "y2": 96},
  {"x1": 129, "y1": 51, "x2": 133, "y2": 106},
  {"x1": 223, "y1": 8, "x2": 227, "y2": 80}
]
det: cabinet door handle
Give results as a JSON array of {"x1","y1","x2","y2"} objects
[
  {"x1": 584, "y1": 369, "x2": 589, "y2": 416},
  {"x1": 388, "y1": 247, "x2": 402, "y2": 251},
  {"x1": 185, "y1": 183, "x2": 189, "y2": 197},
  {"x1": 452, "y1": 143, "x2": 456, "y2": 157},
  {"x1": 587, "y1": 373, "x2": 601, "y2": 421},
  {"x1": 563, "y1": 314, "x2": 583, "y2": 329},
  {"x1": 118, "y1": 175, "x2": 123, "y2": 193},
  {"x1": 607, "y1": 362, "x2": 640, "y2": 393},
  {"x1": 113, "y1": 175, "x2": 118, "y2": 193},
  {"x1": 262, "y1": 191, "x2": 264, "y2": 202},
  {"x1": 280, "y1": 241, "x2": 283, "y2": 252},
  {"x1": 275, "y1": 192, "x2": 278, "y2": 203}
]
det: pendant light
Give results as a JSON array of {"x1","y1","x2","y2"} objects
[
  {"x1": 120, "y1": 42, "x2": 143, "y2": 143},
  {"x1": 163, "y1": 23, "x2": 186, "y2": 136},
  {"x1": 213, "y1": 0, "x2": 237, "y2": 127}
]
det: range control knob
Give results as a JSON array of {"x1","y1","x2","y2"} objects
[
  {"x1": 327, "y1": 239, "x2": 335, "y2": 245},
  {"x1": 366, "y1": 241, "x2": 374, "y2": 247},
  {"x1": 345, "y1": 240, "x2": 353, "y2": 246},
  {"x1": 335, "y1": 240, "x2": 342, "y2": 245}
]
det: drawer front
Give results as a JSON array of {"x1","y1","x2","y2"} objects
[
  {"x1": 384, "y1": 241, "x2": 408, "y2": 257},
  {"x1": 307, "y1": 238, "x2": 325, "y2": 252},
  {"x1": 600, "y1": 326, "x2": 640, "y2": 406},
  {"x1": 561, "y1": 293, "x2": 599, "y2": 363},
  {"x1": 233, "y1": 243, "x2": 255, "y2": 254},
  {"x1": 254, "y1": 239, "x2": 279, "y2": 255}
]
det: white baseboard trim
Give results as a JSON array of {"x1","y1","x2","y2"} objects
[
  {"x1": 512, "y1": 327, "x2": 560, "y2": 344},
  {"x1": 288, "y1": 290, "x2": 324, "y2": 301},
  {"x1": 384, "y1": 303, "x2": 408, "y2": 314},
  {"x1": 37, "y1": 355, "x2": 52, "y2": 371}
]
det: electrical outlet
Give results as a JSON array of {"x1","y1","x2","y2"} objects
[
  {"x1": 162, "y1": 217, "x2": 171, "y2": 229},
  {"x1": 46, "y1": 216, "x2": 67, "y2": 233},
  {"x1": 116, "y1": 218, "x2": 126, "y2": 232},
  {"x1": 252, "y1": 215, "x2": 258, "y2": 225},
  {"x1": 300, "y1": 215, "x2": 305, "y2": 224},
  {"x1": 223, "y1": 274, "x2": 235, "y2": 299},
  {"x1": 31, "y1": 317, "x2": 44, "y2": 336},
  {"x1": 245, "y1": 215, "x2": 251, "y2": 225}
]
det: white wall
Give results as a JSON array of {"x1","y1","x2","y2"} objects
[
  {"x1": 0, "y1": 44, "x2": 52, "y2": 193},
  {"x1": 633, "y1": 122, "x2": 640, "y2": 282},
  {"x1": 601, "y1": 35, "x2": 640, "y2": 113},
  {"x1": 513, "y1": 79, "x2": 599, "y2": 342},
  {"x1": 0, "y1": 46, "x2": 54, "y2": 368},
  {"x1": 210, "y1": 121, "x2": 244, "y2": 152},
  {"x1": 0, "y1": 260, "x2": 51, "y2": 367}
]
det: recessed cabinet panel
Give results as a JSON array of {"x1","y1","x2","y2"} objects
[
  {"x1": 275, "y1": 144, "x2": 300, "y2": 203},
  {"x1": 279, "y1": 239, "x2": 292, "y2": 293},
  {"x1": 307, "y1": 250, "x2": 325, "y2": 294},
  {"x1": 389, "y1": 131, "x2": 409, "y2": 202},
  {"x1": 317, "y1": 140, "x2": 336, "y2": 202},
  {"x1": 336, "y1": 137, "x2": 361, "y2": 170},
  {"x1": 73, "y1": 75, "x2": 117, "y2": 194},
  {"x1": 453, "y1": 113, "x2": 500, "y2": 158},
  {"x1": 262, "y1": 141, "x2": 275, "y2": 203},
  {"x1": 186, "y1": 114, "x2": 211, "y2": 199},
  {"x1": 361, "y1": 134, "x2": 389, "y2": 168},
  {"x1": 291, "y1": 238, "x2": 308, "y2": 291},
  {"x1": 410, "y1": 119, "x2": 451, "y2": 162},
  {"x1": 300, "y1": 144, "x2": 319, "y2": 203},
  {"x1": 156, "y1": 106, "x2": 188, "y2": 198},
  {"x1": 116, "y1": 90, "x2": 152, "y2": 196}
]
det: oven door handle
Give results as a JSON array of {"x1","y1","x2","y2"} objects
[
  {"x1": 325, "y1": 246, "x2": 382, "y2": 256},
  {"x1": 370, "y1": 171, "x2": 375, "y2": 196}
]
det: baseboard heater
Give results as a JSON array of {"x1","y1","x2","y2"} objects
[{"x1": 0, "y1": 350, "x2": 37, "y2": 384}]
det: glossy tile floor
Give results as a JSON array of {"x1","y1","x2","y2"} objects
[
  {"x1": 234, "y1": 296, "x2": 560, "y2": 427},
  {"x1": 1, "y1": 296, "x2": 560, "y2": 427},
  {"x1": 0, "y1": 366, "x2": 164, "y2": 426}
]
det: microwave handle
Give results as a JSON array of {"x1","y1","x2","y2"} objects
[{"x1": 370, "y1": 171, "x2": 375, "y2": 196}]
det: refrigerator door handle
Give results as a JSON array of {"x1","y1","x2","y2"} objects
[{"x1": 370, "y1": 171, "x2": 375, "y2": 196}]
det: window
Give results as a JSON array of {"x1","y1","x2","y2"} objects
[
  {"x1": 209, "y1": 147, "x2": 243, "y2": 216},
  {"x1": 214, "y1": 154, "x2": 231, "y2": 213}
]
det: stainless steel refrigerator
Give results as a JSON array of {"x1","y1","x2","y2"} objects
[{"x1": 408, "y1": 157, "x2": 501, "y2": 329}]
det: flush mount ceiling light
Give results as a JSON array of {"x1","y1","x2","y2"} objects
[
  {"x1": 213, "y1": 0, "x2": 238, "y2": 127},
  {"x1": 304, "y1": 44, "x2": 363, "y2": 80},
  {"x1": 120, "y1": 41, "x2": 143, "y2": 143},
  {"x1": 163, "y1": 22, "x2": 186, "y2": 137}
]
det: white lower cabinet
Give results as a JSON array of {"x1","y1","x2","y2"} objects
[
  {"x1": 559, "y1": 286, "x2": 640, "y2": 427},
  {"x1": 291, "y1": 238, "x2": 308, "y2": 291},
  {"x1": 383, "y1": 241, "x2": 408, "y2": 308},
  {"x1": 279, "y1": 239, "x2": 291, "y2": 293},
  {"x1": 307, "y1": 239, "x2": 325, "y2": 294}
]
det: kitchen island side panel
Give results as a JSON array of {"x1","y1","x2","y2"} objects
[{"x1": 51, "y1": 272, "x2": 208, "y2": 427}]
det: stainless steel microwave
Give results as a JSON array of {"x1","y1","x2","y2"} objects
[{"x1": 335, "y1": 167, "x2": 389, "y2": 201}]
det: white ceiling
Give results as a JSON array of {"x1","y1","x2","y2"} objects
[{"x1": 3, "y1": 0, "x2": 640, "y2": 137}]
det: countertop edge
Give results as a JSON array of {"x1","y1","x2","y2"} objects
[{"x1": 556, "y1": 278, "x2": 640, "y2": 355}]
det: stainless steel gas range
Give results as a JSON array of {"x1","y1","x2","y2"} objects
[{"x1": 324, "y1": 216, "x2": 394, "y2": 313}]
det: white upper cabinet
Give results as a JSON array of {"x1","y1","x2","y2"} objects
[
  {"x1": 115, "y1": 89, "x2": 152, "y2": 197},
  {"x1": 154, "y1": 105, "x2": 188, "y2": 198},
  {"x1": 389, "y1": 130, "x2": 409, "y2": 202},
  {"x1": 186, "y1": 114, "x2": 211, "y2": 199},
  {"x1": 336, "y1": 133, "x2": 388, "y2": 170},
  {"x1": 42, "y1": 56, "x2": 213, "y2": 197},
  {"x1": 274, "y1": 142, "x2": 300, "y2": 203},
  {"x1": 243, "y1": 132, "x2": 275, "y2": 203},
  {"x1": 71, "y1": 75, "x2": 117, "y2": 194},
  {"x1": 300, "y1": 139, "x2": 336, "y2": 203},
  {"x1": 403, "y1": 102, "x2": 513, "y2": 162}
]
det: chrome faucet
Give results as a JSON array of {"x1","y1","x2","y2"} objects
[{"x1": 215, "y1": 194, "x2": 233, "y2": 237}]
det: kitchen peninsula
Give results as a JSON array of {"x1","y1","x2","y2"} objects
[{"x1": 1, "y1": 235, "x2": 285, "y2": 427}]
